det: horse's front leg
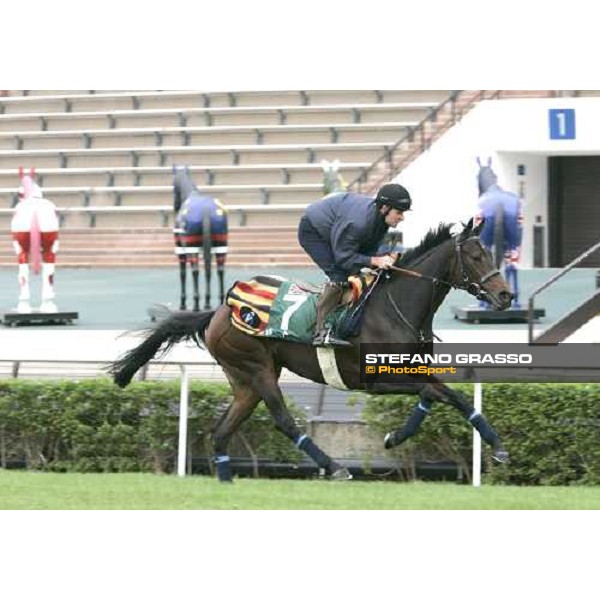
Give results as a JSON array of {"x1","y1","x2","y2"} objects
[
  {"x1": 431, "y1": 383, "x2": 509, "y2": 463},
  {"x1": 364, "y1": 381, "x2": 432, "y2": 450},
  {"x1": 505, "y1": 261, "x2": 519, "y2": 307}
]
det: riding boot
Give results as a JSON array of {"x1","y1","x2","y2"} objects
[{"x1": 313, "y1": 281, "x2": 351, "y2": 347}]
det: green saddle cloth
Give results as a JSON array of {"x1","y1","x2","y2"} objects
[{"x1": 264, "y1": 281, "x2": 352, "y2": 344}]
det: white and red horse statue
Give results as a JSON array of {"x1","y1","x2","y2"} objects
[{"x1": 11, "y1": 167, "x2": 59, "y2": 313}]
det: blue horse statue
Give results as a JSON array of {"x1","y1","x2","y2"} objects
[
  {"x1": 476, "y1": 157, "x2": 523, "y2": 308},
  {"x1": 173, "y1": 165, "x2": 228, "y2": 311}
]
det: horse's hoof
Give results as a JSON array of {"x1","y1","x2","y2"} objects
[
  {"x1": 384, "y1": 432, "x2": 395, "y2": 450},
  {"x1": 330, "y1": 467, "x2": 353, "y2": 481},
  {"x1": 492, "y1": 447, "x2": 509, "y2": 464}
]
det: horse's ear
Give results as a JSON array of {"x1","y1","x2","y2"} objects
[
  {"x1": 487, "y1": 157, "x2": 492, "y2": 167},
  {"x1": 459, "y1": 218, "x2": 474, "y2": 240},
  {"x1": 473, "y1": 218, "x2": 485, "y2": 236},
  {"x1": 476, "y1": 157, "x2": 481, "y2": 167}
]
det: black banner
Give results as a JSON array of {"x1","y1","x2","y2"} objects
[{"x1": 360, "y1": 343, "x2": 600, "y2": 383}]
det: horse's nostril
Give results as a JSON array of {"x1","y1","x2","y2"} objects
[{"x1": 499, "y1": 291, "x2": 513, "y2": 304}]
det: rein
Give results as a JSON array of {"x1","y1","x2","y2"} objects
[{"x1": 387, "y1": 264, "x2": 454, "y2": 288}]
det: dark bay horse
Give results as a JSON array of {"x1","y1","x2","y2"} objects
[
  {"x1": 173, "y1": 165, "x2": 228, "y2": 311},
  {"x1": 111, "y1": 219, "x2": 513, "y2": 482}
]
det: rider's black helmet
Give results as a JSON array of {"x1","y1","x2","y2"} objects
[{"x1": 375, "y1": 183, "x2": 412, "y2": 211}]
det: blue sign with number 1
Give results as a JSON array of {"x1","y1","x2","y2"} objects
[{"x1": 549, "y1": 109, "x2": 576, "y2": 140}]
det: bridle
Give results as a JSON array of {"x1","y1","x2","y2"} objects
[
  {"x1": 383, "y1": 234, "x2": 502, "y2": 343},
  {"x1": 453, "y1": 236, "x2": 501, "y2": 302},
  {"x1": 388, "y1": 235, "x2": 501, "y2": 302}
]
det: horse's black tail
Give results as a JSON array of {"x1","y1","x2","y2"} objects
[{"x1": 109, "y1": 310, "x2": 216, "y2": 388}]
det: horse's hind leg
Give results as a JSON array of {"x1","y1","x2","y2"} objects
[
  {"x1": 257, "y1": 373, "x2": 352, "y2": 480},
  {"x1": 211, "y1": 382, "x2": 261, "y2": 482},
  {"x1": 428, "y1": 383, "x2": 508, "y2": 463},
  {"x1": 178, "y1": 256, "x2": 187, "y2": 310},
  {"x1": 216, "y1": 254, "x2": 226, "y2": 305},
  {"x1": 202, "y1": 251, "x2": 212, "y2": 310},
  {"x1": 190, "y1": 253, "x2": 200, "y2": 312}
]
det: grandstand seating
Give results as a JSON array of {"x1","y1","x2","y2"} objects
[{"x1": 0, "y1": 89, "x2": 457, "y2": 266}]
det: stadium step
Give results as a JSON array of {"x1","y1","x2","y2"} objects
[{"x1": 0, "y1": 225, "x2": 310, "y2": 267}]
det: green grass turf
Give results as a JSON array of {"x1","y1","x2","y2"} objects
[{"x1": 2, "y1": 470, "x2": 600, "y2": 509}]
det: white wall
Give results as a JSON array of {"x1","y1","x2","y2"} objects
[{"x1": 394, "y1": 97, "x2": 600, "y2": 267}]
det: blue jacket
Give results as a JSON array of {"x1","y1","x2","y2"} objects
[{"x1": 305, "y1": 192, "x2": 388, "y2": 272}]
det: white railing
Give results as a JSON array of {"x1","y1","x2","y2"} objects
[{"x1": 1, "y1": 356, "x2": 486, "y2": 485}]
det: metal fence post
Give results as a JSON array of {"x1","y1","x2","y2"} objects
[
  {"x1": 472, "y1": 383, "x2": 482, "y2": 487},
  {"x1": 177, "y1": 365, "x2": 189, "y2": 477}
]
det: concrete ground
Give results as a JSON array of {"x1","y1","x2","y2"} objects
[{"x1": 0, "y1": 265, "x2": 597, "y2": 332}]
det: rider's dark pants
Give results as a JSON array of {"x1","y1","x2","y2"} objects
[{"x1": 298, "y1": 216, "x2": 348, "y2": 283}]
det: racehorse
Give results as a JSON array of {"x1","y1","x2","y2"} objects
[
  {"x1": 11, "y1": 167, "x2": 59, "y2": 313},
  {"x1": 111, "y1": 218, "x2": 513, "y2": 482},
  {"x1": 173, "y1": 165, "x2": 228, "y2": 311},
  {"x1": 476, "y1": 157, "x2": 523, "y2": 307}
]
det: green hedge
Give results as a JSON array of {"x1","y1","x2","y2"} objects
[
  {"x1": 0, "y1": 379, "x2": 305, "y2": 474},
  {"x1": 4, "y1": 380, "x2": 599, "y2": 484},
  {"x1": 358, "y1": 383, "x2": 600, "y2": 485}
]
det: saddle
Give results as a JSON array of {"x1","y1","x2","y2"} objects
[{"x1": 226, "y1": 273, "x2": 376, "y2": 342}]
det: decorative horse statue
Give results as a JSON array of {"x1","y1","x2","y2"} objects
[
  {"x1": 173, "y1": 165, "x2": 228, "y2": 311},
  {"x1": 111, "y1": 219, "x2": 513, "y2": 482},
  {"x1": 10, "y1": 167, "x2": 59, "y2": 313},
  {"x1": 321, "y1": 159, "x2": 347, "y2": 196},
  {"x1": 476, "y1": 157, "x2": 523, "y2": 308}
]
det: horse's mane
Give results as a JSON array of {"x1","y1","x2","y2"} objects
[{"x1": 397, "y1": 222, "x2": 454, "y2": 266}]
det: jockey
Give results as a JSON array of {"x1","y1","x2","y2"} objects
[{"x1": 298, "y1": 182, "x2": 412, "y2": 347}]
